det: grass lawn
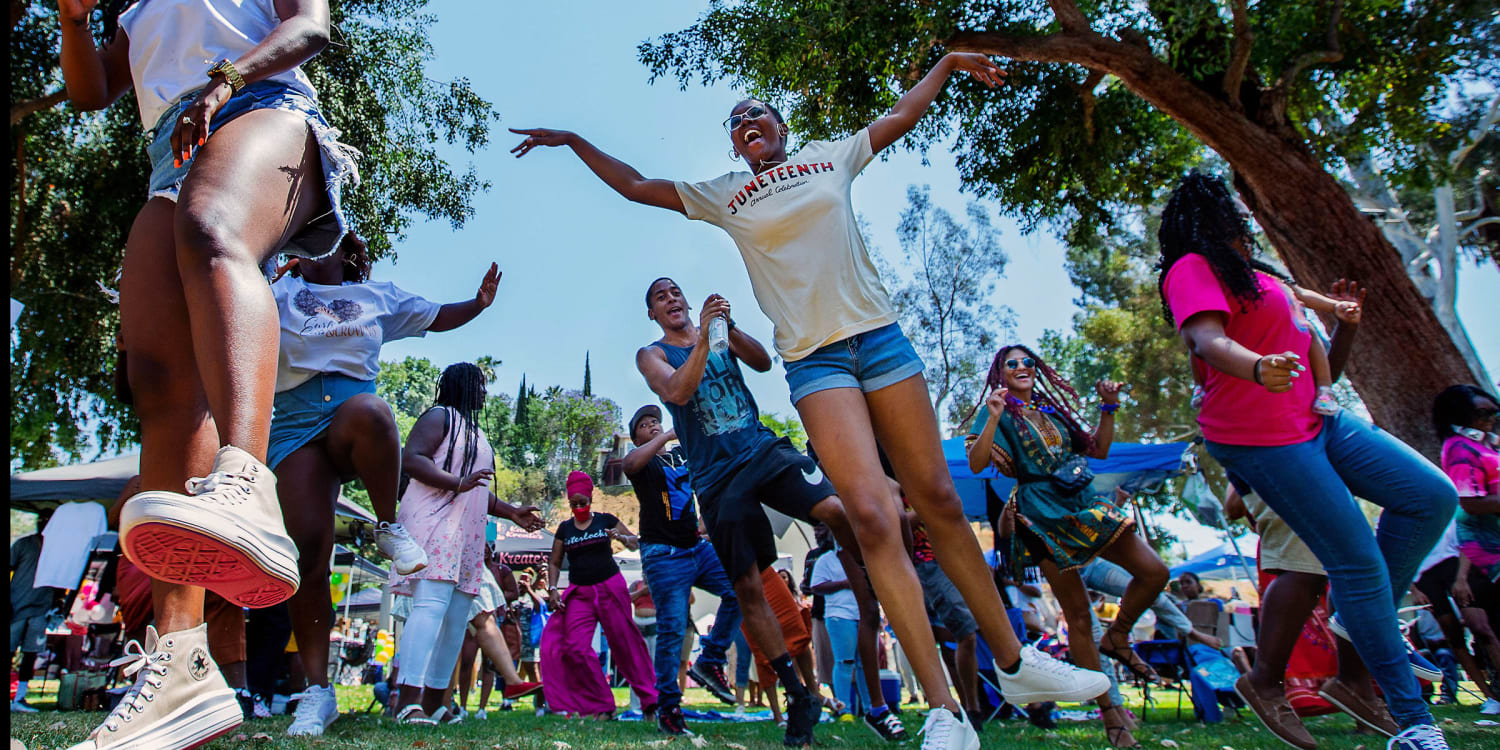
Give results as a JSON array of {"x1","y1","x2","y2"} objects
[{"x1": 9, "y1": 683, "x2": 1497, "y2": 749}]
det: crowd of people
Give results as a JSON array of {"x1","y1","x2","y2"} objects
[{"x1": 6, "y1": 2, "x2": 1494, "y2": 750}]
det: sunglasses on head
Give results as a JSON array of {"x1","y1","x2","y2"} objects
[
  {"x1": 723, "y1": 105, "x2": 768, "y2": 132},
  {"x1": 1005, "y1": 357, "x2": 1036, "y2": 370}
]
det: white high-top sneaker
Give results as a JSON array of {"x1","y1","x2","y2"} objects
[
  {"x1": 121, "y1": 446, "x2": 300, "y2": 608},
  {"x1": 918, "y1": 707, "x2": 979, "y2": 750},
  {"x1": 287, "y1": 684, "x2": 339, "y2": 736},
  {"x1": 375, "y1": 522, "x2": 428, "y2": 576},
  {"x1": 996, "y1": 645, "x2": 1112, "y2": 704},
  {"x1": 67, "y1": 624, "x2": 242, "y2": 750}
]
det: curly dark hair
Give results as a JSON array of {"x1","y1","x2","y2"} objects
[
  {"x1": 1155, "y1": 172, "x2": 1271, "y2": 325},
  {"x1": 967, "y1": 344, "x2": 1095, "y2": 455},
  {"x1": 1432, "y1": 385, "x2": 1499, "y2": 441}
]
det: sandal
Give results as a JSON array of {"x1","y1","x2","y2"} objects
[
  {"x1": 1098, "y1": 628, "x2": 1162, "y2": 685},
  {"x1": 395, "y1": 704, "x2": 437, "y2": 726},
  {"x1": 1102, "y1": 705, "x2": 1140, "y2": 748}
]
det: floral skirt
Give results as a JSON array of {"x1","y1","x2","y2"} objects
[{"x1": 1008, "y1": 484, "x2": 1133, "y2": 575}]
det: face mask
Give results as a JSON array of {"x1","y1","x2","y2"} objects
[
  {"x1": 572, "y1": 505, "x2": 592, "y2": 523},
  {"x1": 1453, "y1": 426, "x2": 1500, "y2": 448}
]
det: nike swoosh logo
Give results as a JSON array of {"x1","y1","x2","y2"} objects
[{"x1": 802, "y1": 465, "x2": 824, "y2": 485}]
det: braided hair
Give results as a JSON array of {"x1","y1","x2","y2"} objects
[
  {"x1": 434, "y1": 362, "x2": 487, "y2": 496},
  {"x1": 1155, "y1": 172, "x2": 1266, "y2": 325},
  {"x1": 968, "y1": 344, "x2": 1095, "y2": 455},
  {"x1": 98, "y1": 0, "x2": 139, "y2": 43}
]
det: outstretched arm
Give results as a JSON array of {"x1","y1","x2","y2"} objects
[
  {"x1": 430, "y1": 262, "x2": 500, "y2": 332},
  {"x1": 510, "y1": 129, "x2": 685, "y2": 214},
  {"x1": 867, "y1": 52, "x2": 1004, "y2": 154}
]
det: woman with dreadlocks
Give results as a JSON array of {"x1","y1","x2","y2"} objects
[
  {"x1": 58, "y1": 0, "x2": 359, "y2": 747},
  {"x1": 389, "y1": 362, "x2": 546, "y2": 725},
  {"x1": 965, "y1": 345, "x2": 1165, "y2": 748},
  {"x1": 266, "y1": 235, "x2": 501, "y2": 737},
  {"x1": 1158, "y1": 171, "x2": 1456, "y2": 750}
]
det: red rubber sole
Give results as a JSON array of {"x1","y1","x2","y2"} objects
[{"x1": 124, "y1": 522, "x2": 297, "y2": 608}]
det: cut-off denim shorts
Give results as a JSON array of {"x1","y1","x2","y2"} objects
[
  {"x1": 783, "y1": 322, "x2": 925, "y2": 404},
  {"x1": 266, "y1": 373, "x2": 377, "y2": 470},
  {"x1": 145, "y1": 80, "x2": 360, "y2": 259}
]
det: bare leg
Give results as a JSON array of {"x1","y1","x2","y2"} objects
[
  {"x1": 276, "y1": 444, "x2": 340, "y2": 688},
  {"x1": 862, "y1": 376, "x2": 1023, "y2": 665},
  {"x1": 458, "y1": 632, "x2": 479, "y2": 711},
  {"x1": 471, "y1": 614, "x2": 524, "y2": 686},
  {"x1": 173, "y1": 109, "x2": 333, "y2": 458},
  {"x1": 956, "y1": 635, "x2": 980, "y2": 713},
  {"x1": 796, "y1": 386, "x2": 958, "y2": 713},
  {"x1": 1097, "y1": 530, "x2": 1170, "y2": 671},
  {"x1": 121, "y1": 199, "x2": 217, "y2": 635},
  {"x1": 323, "y1": 394, "x2": 403, "y2": 524},
  {"x1": 1246, "y1": 572, "x2": 1324, "y2": 698},
  {"x1": 1040, "y1": 560, "x2": 1132, "y2": 746}
]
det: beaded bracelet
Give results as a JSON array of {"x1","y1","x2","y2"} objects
[{"x1": 1099, "y1": 403, "x2": 1121, "y2": 414}]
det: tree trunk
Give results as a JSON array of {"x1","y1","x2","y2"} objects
[{"x1": 953, "y1": 28, "x2": 1476, "y2": 459}]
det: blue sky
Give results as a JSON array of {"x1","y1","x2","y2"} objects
[{"x1": 363, "y1": 1, "x2": 1498, "y2": 556}]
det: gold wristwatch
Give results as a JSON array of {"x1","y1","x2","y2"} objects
[{"x1": 206, "y1": 58, "x2": 246, "y2": 93}]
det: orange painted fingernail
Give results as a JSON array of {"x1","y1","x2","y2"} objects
[
  {"x1": 199, "y1": 137, "x2": 205, "y2": 146},
  {"x1": 174, "y1": 158, "x2": 182, "y2": 168}
]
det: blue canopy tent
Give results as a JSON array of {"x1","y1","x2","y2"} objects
[
  {"x1": 943, "y1": 437, "x2": 1191, "y2": 521},
  {"x1": 1170, "y1": 541, "x2": 1259, "y2": 582}
]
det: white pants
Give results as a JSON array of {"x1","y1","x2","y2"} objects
[{"x1": 396, "y1": 579, "x2": 474, "y2": 689}]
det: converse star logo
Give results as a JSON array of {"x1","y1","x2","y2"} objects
[
  {"x1": 802, "y1": 465, "x2": 824, "y2": 485},
  {"x1": 189, "y1": 648, "x2": 211, "y2": 680}
]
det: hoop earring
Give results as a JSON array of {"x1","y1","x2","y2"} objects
[{"x1": 729, "y1": 149, "x2": 739, "y2": 161}]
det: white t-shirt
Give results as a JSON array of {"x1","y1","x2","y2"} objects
[
  {"x1": 35, "y1": 502, "x2": 108, "y2": 590},
  {"x1": 675, "y1": 129, "x2": 897, "y2": 361},
  {"x1": 1417, "y1": 519, "x2": 1460, "y2": 576},
  {"x1": 273, "y1": 275, "x2": 441, "y2": 392},
  {"x1": 119, "y1": 0, "x2": 320, "y2": 129},
  {"x1": 810, "y1": 549, "x2": 859, "y2": 621}
]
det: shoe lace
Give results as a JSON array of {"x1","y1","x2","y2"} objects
[
  {"x1": 1388, "y1": 724, "x2": 1448, "y2": 750},
  {"x1": 919, "y1": 708, "x2": 954, "y2": 745},
  {"x1": 290, "y1": 687, "x2": 328, "y2": 724},
  {"x1": 102, "y1": 640, "x2": 172, "y2": 732},
  {"x1": 1022, "y1": 646, "x2": 1077, "y2": 677},
  {"x1": 185, "y1": 469, "x2": 257, "y2": 499}
]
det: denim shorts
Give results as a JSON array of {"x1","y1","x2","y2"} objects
[
  {"x1": 783, "y1": 322, "x2": 925, "y2": 404},
  {"x1": 145, "y1": 80, "x2": 360, "y2": 259},
  {"x1": 266, "y1": 373, "x2": 377, "y2": 469}
]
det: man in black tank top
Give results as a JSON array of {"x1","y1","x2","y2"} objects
[
  {"x1": 635, "y1": 277, "x2": 908, "y2": 745},
  {"x1": 622, "y1": 404, "x2": 742, "y2": 733}
]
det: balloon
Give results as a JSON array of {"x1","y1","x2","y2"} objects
[
  {"x1": 329, "y1": 584, "x2": 345, "y2": 605},
  {"x1": 330, "y1": 572, "x2": 346, "y2": 586}
]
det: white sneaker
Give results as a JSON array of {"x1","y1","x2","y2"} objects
[
  {"x1": 120, "y1": 446, "x2": 300, "y2": 608},
  {"x1": 917, "y1": 707, "x2": 979, "y2": 750},
  {"x1": 1481, "y1": 697, "x2": 1500, "y2": 715},
  {"x1": 375, "y1": 522, "x2": 428, "y2": 575},
  {"x1": 475, "y1": 709, "x2": 488, "y2": 720},
  {"x1": 66, "y1": 624, "x2": 242, "y2": 750},
  {"x1": 287, "y1": 684, "x2": 339, "y2": 736},
  {"x1": 1386, "y1": 724, "x2": 1450, "y2": 750},
  {"x1": 996, "y1": 645, "x2": 1111, "y2": 704}
]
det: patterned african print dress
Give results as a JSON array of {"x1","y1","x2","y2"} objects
[{"x1": 967, "y1": 405, "x2": 1132, "y2": 575}]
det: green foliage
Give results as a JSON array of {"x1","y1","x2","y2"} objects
[
  {"x1": 9, "y1": 0, "x2": 499, "y2": 469},
  {"x1": 758, "y1": 412, "x2": 807, "y2": 451},
  {"x1": 879, "y1": 186, "x2": 1014, "y2": 431}
]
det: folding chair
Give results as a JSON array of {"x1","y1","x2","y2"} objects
[{"x1": 1135, "y1": 639, "x2": 1242, "y2": 722}]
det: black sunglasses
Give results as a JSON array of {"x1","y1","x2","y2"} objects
[
  {"x1": 723, "y1": 105, "x2": 768, "y2": 132},
  {"x1": 1004, "y1": 357, "x2": 1036, "y2": 370}
]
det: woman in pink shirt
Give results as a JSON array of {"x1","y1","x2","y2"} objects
[{"x1": 1156, "y1": 172, "x2": 1456, "y2": 750}]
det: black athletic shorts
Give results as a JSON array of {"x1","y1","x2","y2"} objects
[
  {"x1": 1415, "y1": 555, "x2": 1500, "y2": 622},
  {"x1": 698, "y1": 437, "x2": 836, "y2": 581}
]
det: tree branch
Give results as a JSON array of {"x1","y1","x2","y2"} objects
[
  {"x1": 1076, "y1": 69, "x2": 1107, "y2": 143},
  {"x1": 1271, "y1": 0, "x2": 1344, "y2": 96},
  {"x1": 1048, "y1": 0, "x2": 1090, "y2": 33},
  {"x1": 11, "y1": 89, "x2": 68, "y2": 125},
  {"x1": 1459, "y1": 216, "x2": 1500, "y2": 242},
  {"x1": 1450, "y1": 94, "x2": 1500, "y2": 171},
  {"x1": 1223, "y1": 0, "x2": 1254, "y2": 109}
]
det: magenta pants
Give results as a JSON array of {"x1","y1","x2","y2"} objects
[{"x1": 539, "y1": 572, "x2": 658, "y2": 715}]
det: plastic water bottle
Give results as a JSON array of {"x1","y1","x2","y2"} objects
[{"x1": 708, "y1": 316, "x2": 729, "y2": 354}]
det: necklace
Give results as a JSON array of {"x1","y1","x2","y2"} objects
[{"x1": 1007, "y1": 394, "x2": 1056, "y2": 414}]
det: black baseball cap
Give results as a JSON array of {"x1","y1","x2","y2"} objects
[{"x1": 629, "y1": 404, "x2": 664, "y2": 439}]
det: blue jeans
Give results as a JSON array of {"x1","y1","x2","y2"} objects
[
  {"x1": 1080, "y1": 558, "x2": 1196, "y2": 639},
  {"x1": 826, "y1": 616, "x2": 871, "y2": 716},
  {"x1": 641, "y1": 540, "x2": 741, "y2": 708},
  {"x1": 1207, "y1": 411, "x2": 1457, "y2": 728}
]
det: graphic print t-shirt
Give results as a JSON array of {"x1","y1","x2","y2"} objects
[
  {"x1": 627, "y1": 446, "x2": 700, "y2": 549},
  {"x1": 675, "y1": 129, "x2": 896, "y2": 361},
  {"x1": 650, "y1": 341, "x2": 779, "y2": 494},
  {"x1": 557, "y1": 512, "x2": 621, "y2": 586},
  {"x1": 273, "y1": 276, "x2": 441, "y2": 392},
  {"x1": 1442, "y1": 434, "x2": 1500, "y2": 562}
]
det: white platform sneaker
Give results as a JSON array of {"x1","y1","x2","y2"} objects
[
  {"x1": 375, "y1": 522, "x2": 428, "y2": 575},
  {"x1": 121, "y1": 446, "x2": 300, "y2": 608}
]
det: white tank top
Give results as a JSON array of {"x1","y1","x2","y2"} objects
[{"x1": 118, "y1": 0, "x2": 319, "y2": 129}]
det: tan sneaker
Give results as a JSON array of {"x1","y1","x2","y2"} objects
[
  {"x1": 1318, "y1": 678, "x2": 1399, "y2": 738},
  {"x1": 1233, "y1": 675, "x2": 1316, "y2": 750},
  {"x1": 121, "y1": 446, "x2": 300, "y2": 608},
  {"x1": 67, "y1": 624, "x2": 242, "y2": 750}
]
